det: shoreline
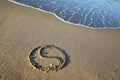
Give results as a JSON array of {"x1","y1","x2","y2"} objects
[
  {"x1": 0, "y1": 0, "x2": 120, "y2": 80},
  {"x1": 8, "y1": 0, "x2": 120, "y2": 29}
]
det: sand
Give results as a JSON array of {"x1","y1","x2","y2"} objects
[{"x1": 0, "y1": 0, "x2": 120, "y2": 80}]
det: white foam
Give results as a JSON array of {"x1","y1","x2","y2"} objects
[{"x1": 8, "y1": 0, "x2": 120, "y2": 29}]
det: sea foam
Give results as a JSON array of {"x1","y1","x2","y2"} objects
[{"x1": 8, "y1": 0, "x2": 120, "y2": 29}]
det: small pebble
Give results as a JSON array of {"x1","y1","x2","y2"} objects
[{"x1": 97, "y1": 75, "x2": 100, "y2": 78}]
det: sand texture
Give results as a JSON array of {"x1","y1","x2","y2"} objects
[{"x1": 0, "y1": 0, "x2": 120, "y2": 80}]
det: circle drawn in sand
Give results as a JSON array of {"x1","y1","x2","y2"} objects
[{"x1": 29, "y1": 45, "x2": 67, "y2": 73}]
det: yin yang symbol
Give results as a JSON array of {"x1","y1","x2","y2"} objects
[{"x1": 29, "y1": 45, "x2": 67, "y2": 73}]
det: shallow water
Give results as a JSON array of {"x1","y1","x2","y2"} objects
[{"x1": 9, "y1": 0, "x2": 120, "y2": 29}]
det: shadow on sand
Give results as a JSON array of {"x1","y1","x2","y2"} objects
[{"x1": 29, "y1": 45, "x2": 70, "y2": 72}]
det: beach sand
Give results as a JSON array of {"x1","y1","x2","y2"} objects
[{"x1": 0, "y1": 0, "x2": 120, "y2": 80}]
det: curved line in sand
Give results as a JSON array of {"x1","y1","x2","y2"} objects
[{"x1": 29, "y1": 45, "x2": 66, "y2": 73}]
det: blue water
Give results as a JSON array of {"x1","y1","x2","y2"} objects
[{"x1": 9, "y1": 0, "x2": 120, "y2": 29}]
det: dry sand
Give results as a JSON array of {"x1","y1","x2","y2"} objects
[{"x1": 0, "y1": 0, "x2": 120, "y2": 80}]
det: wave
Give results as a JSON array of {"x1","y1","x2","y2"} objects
[{"x1": 8, "y1": 0, "x2": 120, "y2": 29}]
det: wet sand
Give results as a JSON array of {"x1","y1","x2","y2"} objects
[{"x1": 0, "y1": 0, "x2": 120, "y2": 80}]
